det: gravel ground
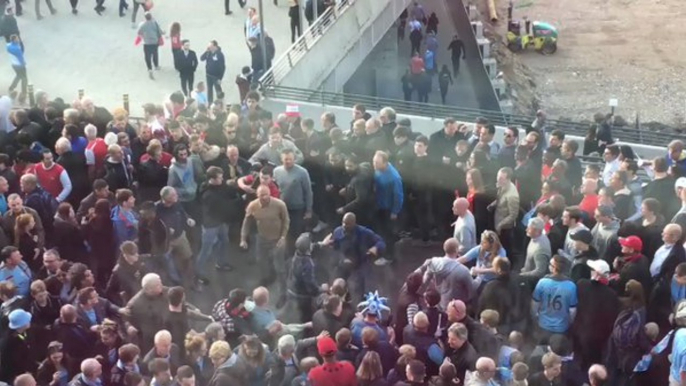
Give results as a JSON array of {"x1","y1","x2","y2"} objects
[
  {"x1": 486, "y1": 0, "x2": 686, "y2": 125},
  {"x1": 0, "y1": 0, "x2": 293, "y2": 115}
]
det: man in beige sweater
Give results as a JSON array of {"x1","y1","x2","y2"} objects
[{"x1": 240, "y1": 185, "x2": 290, "y2": 300}]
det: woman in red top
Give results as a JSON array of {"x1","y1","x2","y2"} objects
[{"x1": 170, "y1": 22, "x2": 182, "y2": 70}]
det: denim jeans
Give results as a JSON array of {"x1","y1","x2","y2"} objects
[{"x1": 195, "y1": 224, "x2": 230, "y2": 277}]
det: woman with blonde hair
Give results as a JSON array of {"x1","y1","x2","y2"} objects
[
  {"x1": 458, "y1": 230, "x2": 506, "y2": 288},
  {"x1": 14, "y1": 213, "x2": 41, "y2": 271},
  {"x1": 357, "y1": 351, "x2": 386, "y2": 386},
  {"x1": 184, "y1": 332, "x2": 213, "y2": 385}
]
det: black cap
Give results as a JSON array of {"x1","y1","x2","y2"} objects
[{"x1": 570, "y1": 229, "x2": 592, "y2": 245}]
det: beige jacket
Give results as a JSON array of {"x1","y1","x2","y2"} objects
[{"x1": 493, "y1": 181, "x2": 520, "y2": 232}]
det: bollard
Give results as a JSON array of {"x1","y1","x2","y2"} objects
[
  {"x1": 78, "y1": 89, "x2": 84, "y2": 99},
  {"x1": 123, "y1": 94, "x2": 130, "y2": 113},
  {"x1": 28, "y1": 85, "x2": 35, "y2": 107}
]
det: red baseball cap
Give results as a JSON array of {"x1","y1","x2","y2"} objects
[
  {"x1": 317, "y1": 337, "x2": 337, "y2": 356},
  {"x1": 619, "y1": 236, "x2": 643, "y2": 253}
]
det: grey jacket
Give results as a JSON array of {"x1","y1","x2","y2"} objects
[
  {"x1": 137, "y1": 20, "x2": 163, "y2": 45},
  {"x1": 521, "y1": 234, "x2": 551, "y2": 278},
  {"x1": 493, "y1": 182, "x2": 520, "y2": 231},
  {"x1": 168, "y1": 157, "x2": 203, "y2": 202},
  {"x1": 249, "y1": 139, "x2": 304, "y2": 166},
  {"x1": 419, "y1": 256, "x2": 475, "y2": 309},
  {"x1": 591, "y1": 220, "x2": 620, "y2": 261},
  {"x1": 273, "y1": 164, "x2": 313, "y2": 212}
]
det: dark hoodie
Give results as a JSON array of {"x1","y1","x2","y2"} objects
[
  {"x1": 613, "y1": 253, "x2": 652, "y2": 296},
  {"x1": 199, "y1": 181, "x2": 242, "y2": 228},
  {"x1": 570, "y1": 247, "x2": 599, "y2": 282},
  {"x1": 342, "y1": 162, "x2": 374, "y2": 225},
  {"x1": 287, "y1": 235, "x2": 319, "y2": 298},
  {"x1": 201, "y1": 48, "x2": 226, "y2": 80},
  {"x1": 104, "y1": 156, "x2": 132, "y2": 192}
]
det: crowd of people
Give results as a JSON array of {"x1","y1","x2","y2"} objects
[{"x1": 0, "y1": 82, "x2": 684, "y2": 386}]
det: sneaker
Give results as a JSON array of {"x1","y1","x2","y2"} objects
[
  {"x1": 215, "y1": 263, "x2": 233, "y2": 272},
  {"x1": 374, "y1": 257, "x2": 391, "y2": 266},
  {"x1": 94, "y1": 6, "x2": 101, "y2": 14},
  {"x1": 154, "y1": 66, "x2": 160, "y2": 71},
  {"x1": 225, "y1": 10, "x2": 232, "y2": 15},
  {"x1": 148, "y1": 70, "x2": 154, "y2": 80},
  {"x1": 36, "y1": 14, "x2": 43, "y2": 19},
  {"x1": 196, "y1": 277, "x2": 210, "y2": 285},
  {"x1": 312, "y1": 220, "x2": 327, "y2": 233},
  {"x1": 50, "y1": 8, "x2": 56, "y2": 14},
  {"x1": 71, "y1": 8, "x2": 77, "y2": 14}
]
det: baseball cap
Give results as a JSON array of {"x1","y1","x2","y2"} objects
[
  {"x1": 586, "y1": 259, "x2": 610, "y2": 276},
  {"x1": 8, "y1": 309, "x2": 31, "y2": 330},
  {"x1": 676, "y1": 177, "x2": 686, "y2": 191},
  {"x1": 596, "y1": 204, "x2": 614, "y2": 218},
  {"x1": 317, "y1": 337, "x2": 337, "y2": 356},
  {"x1": 619, "y1": 235, "x2": 643, "y2": 252},
  {"x1": 570, "y1": 229, "x2": 592, "y2": 245}
]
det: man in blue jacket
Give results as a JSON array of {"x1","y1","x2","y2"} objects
[
  {"x1": 321, "y1": 212, "x2": 386, "y2": 303},
  {"x1": 200, "y1": 40, "x2": 226, "y2": 104},
  {"x1": 372, "y1": 150, "x2": 403, "y2": 266},
  {"x1": 6, "y1": 34, "x2": 26, "y2": 102}
]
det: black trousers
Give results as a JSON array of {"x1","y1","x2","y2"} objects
[
  {"x1": 143, "y1": 44, "x2": 158, "y2": 70},
  {"x1": 452, "y1": 56, "x2": 461, "y2": 76},
  {"x1": 69, "y1": 0, "x2": 77, "y2": 10},
  {"x1": 224, "y1": 0, "x2": 244, "y2": 13},
  {"x1": 35, "y1": 0, "x2": 55, "y2": 16},
  {"x1": 206, "y1": 75, "x2": 223, "y2": 104},
  {"x1": 9, "y1": 65, "x2": 27, "y2": 95},
  {"x1": 180, "y1": 71, "x2": 194, "y2": 96},
  {"x1": 374, "y1": 209, "x2": 396, "y2": 260},
  {"x1": 440, "y1": 85, "x2": 448, "y2": 104},
  {"x1": 289, "y1": 9, "x2": 301, "y2": 42},
  {"x1": 414, "y1": 191, "x2": 433, "y2": 242},
  {"x1": 410, "y1": 38, "x2": 421, "y2": 56}
]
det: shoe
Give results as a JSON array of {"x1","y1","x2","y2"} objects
[
  {"x1": 94, "y1": 6, "x2": 101, "y2": 14},
  {"x1": 225, "y1": 10, "x2": 232, "y2": 15},
  {"x1": 50, "y1": 8, "x2": 56, "y2": 14},
  {"x1": 312, "y1": 221, "x2": 327, "y2": 233},
  {"x1": 191, "y1": 282, "x2": 203, "y2": 292},
  {"x1": 71, "y1": 8, "x2": 77, "y2": 14},
  {"x1": 215, "y1": 263, "x2": 233, "y2": 272},
  {"x1": 148, "y1": 70, "x2": 154, "y2": 80},
  {"x1": 154, "y1": 66, "x2": 160, "y2": 71},
  {"x1": 196, "y1": 277, "x2": 210, "y2": 285},
  {"x1": 119, "y1": 11, "x2": 125, "y2": 16},
  {"x1": 374, "y1": 257, "x2": 391, "y2": 266},
  {"x1": 36, "y1": 14, "x2": 43, "y2": 19}
]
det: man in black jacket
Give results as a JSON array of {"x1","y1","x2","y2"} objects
[
  {"x1": 478, "y1": 257, "x2": 529, "y2": 334},
  {"x1": 339, "y1": 157, "x2": 374, "y2": 227},
  {"x1": 196, "y1": 167, "x2": 242, "y2": 283},
  {"x1": 176, "y1": 40, "x2": 198, "y2": 96},
  {"x1": 200, "y1": 40, "x2": 226, "y2": 104}
]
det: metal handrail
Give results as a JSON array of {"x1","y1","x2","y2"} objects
[
  {"x1": 261, "y1": 85, "x2": 678, "y2": 147},
  {"x1": 259, "y1": 0, "x2": 352, "y2": 87}
]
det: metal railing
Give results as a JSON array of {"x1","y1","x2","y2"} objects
[
  {"x1": 259, "y1": 0, "x2": 353, "y2": 87},
  {"x1": 261, "y1": 85, "x2": 679, "y2": 147}
]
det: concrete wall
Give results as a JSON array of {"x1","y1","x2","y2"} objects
[
  {"x1": 262, "y1": 98, "x2": 665, "y2": 159},
  {"x1": 281, "y1": 0, "x2": 411, "y2": 92}
]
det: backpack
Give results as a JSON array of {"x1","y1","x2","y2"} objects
[
  {"x1": 265, "y1": 35, "x2": 275, "y2": 62},
  {"x1": 37, "y1": 188, "x2": 59, "y2": 219},
  {"x1": 612, "y1": 308, "x2": 643, "y2": 349}
]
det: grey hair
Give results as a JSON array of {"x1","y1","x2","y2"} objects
[
  {"x1": 160, "y1": 186, "x2": 176, "y2": 200},
  {"x1": 84, "y1": 124, "x2": 98, "y2": 138},
  {"x1": 55, "y1": 137, "x2": 72, "y2": 152},
  {"x1": 277, "y1": 334, "x2": 296, "y2": 355},
  {"x1": 447, "y1": 322, "x2": 468, "y2": 341},
  {"x1": 528, "y1": 217, "x2": 545, "y2": 231},
  {"x1": 141, "y1": 273, "x2": 161, "y2": 289}
]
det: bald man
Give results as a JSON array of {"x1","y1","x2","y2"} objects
[
  {"x1": 53, "y1": 304, "x2": 96, "y2": 365},
  {"x1": 651, "y1": 223, "x2": 686, "y2": 281},
  {"x1": 452, "y1": 197, "x2": 476, "y2": 254},
  {"x1": 403, "y1": 311, "x2": 444, "y2": 376},
  {"x1": 447, "y1": 299, "x2": 500, "y2": 362},
  {"x1": 465, "y1": 357, "x2": 497, "y2": 385},
  {"x1": 588, "y1": 364, "x2": 607, "y2": 386},
  {"x1": 240, "y1": 184, "x2": 290, "y2": 301},
  {"x1": 415, "y1": 238, "x2": 474, "y2": 309},
  {"x1": 321, "y1": 212, "x2": 385, "y2": 303}
]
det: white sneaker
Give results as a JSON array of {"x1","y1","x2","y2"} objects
[
  {"x1": 374, "y1": 257, "x2": 390, "y2": 266},
  {"x1": 312, "y1": 221, "x2": 327, "y2": 233}
]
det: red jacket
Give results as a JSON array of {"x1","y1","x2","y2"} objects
[
  {"x1": 32, "y1": 163, "x2": 66, "y2": 200},
  {"x1": 308, "y1": 361, "x2": 357, "y2": 386}
]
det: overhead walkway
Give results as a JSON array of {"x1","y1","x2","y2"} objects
[{"x1": 259, "y1": 0, "x2": 412, "y2": 92}]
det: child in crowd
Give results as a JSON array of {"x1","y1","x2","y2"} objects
[{"x1": 191, "y1": 82, "x2": 208, "y2": 107}]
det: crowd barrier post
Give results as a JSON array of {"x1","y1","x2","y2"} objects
[
  {"x1": 123, "y1": 94, "x2": 130, "y2": 113},
  {"x1": 28, "y1": 84, "x2": 35, "y2": 107}
]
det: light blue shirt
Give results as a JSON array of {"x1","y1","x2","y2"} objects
[
  {"x1": 670, "y1": 328, "x2": 686, "y2": 382},
  {"x1": 462, "y1": 246, "x2": 507, "y2": 282},
  {"x1": 672, "y1": 276, "x2": 686, "y2": 306},
  {"x1": 533, "y1": 276, "x2": 578, "y2": 333},
  {"x1": 651, "y1": 244, "x2": 673, "y2": 277},
  {"x1": 0, "y1": 263, "x2": 31, "y2": 297}
]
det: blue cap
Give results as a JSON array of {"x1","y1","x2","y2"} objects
[{"x1": 8, "y1": 309, "x2": 31, "y2": 330}]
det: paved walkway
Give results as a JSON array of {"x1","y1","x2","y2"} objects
[
  {"x1": 0, "y1": 0, "x2": 294, "y2": 114},
  {"x1": 375, "y1": 0, "x2": 480, "y2": 108}
]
